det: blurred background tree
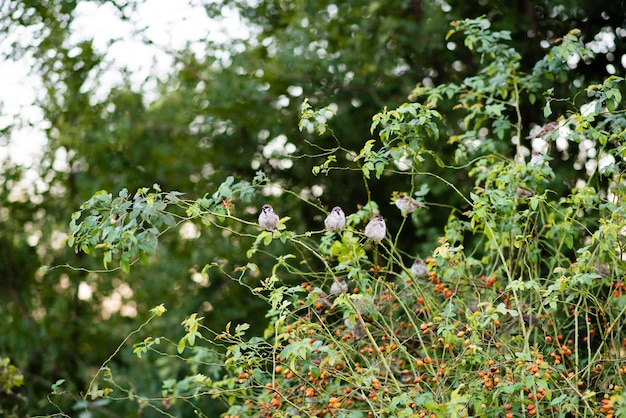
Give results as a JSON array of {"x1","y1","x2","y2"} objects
[{"x1": 0, "y1": 0, "x2": 624, "y2": 415}]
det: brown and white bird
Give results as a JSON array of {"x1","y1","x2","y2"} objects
[
  {"x1": 515, "y1": 186, "x2": 534, "y2": 198},
  {"x1": 395, "y1": 193, "x2": 427, "y2": 215},
  {"x1": 363, "y1": 214, "x2": 386, "y2": 242},
  {"x1": 526, "y1": 121, "x2": 558, "y2": 140},
  {"x1": 411, "y1": 258, "x2": 428, "y2": 279},
  {"x1": 258, "y1": 204, "x2": 280, "y2": 231},
  {"x1": 324, "y1": 206, "x2": 346, "y2": 231},
  {"x1": 329, "y1": 277, "x2": 348, "y2": 296},
  {"x1": 533, "y1": 121, "x2": 558, "y2": 139},
  {"x1": 529, "y1": 151, "x2": 546, "y2": 167}
]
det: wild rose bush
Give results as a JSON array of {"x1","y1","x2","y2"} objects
[{"x1": 58, "y1": 18, "x2": 626, "y2": 418}]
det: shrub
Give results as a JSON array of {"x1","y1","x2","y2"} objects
[{"x1": 54, "y1": 17, "x2": 626, "y2": 417}]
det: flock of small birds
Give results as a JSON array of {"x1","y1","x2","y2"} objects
[
  {"x1": 258, "y1": 193, "x2": 427, "y2": 242},
  {"x1": 257, "y1": 193, "x2": 430, "y2": 288},
  {"x1": 255, "y1": 122, "x2": 558, "y2": 297},
  {"x1": 259, "y1": 202, "x2": 389, "y2": 241}
]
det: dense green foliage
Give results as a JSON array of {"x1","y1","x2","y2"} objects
[
  {"x1": 58, "y1": 17, "x2": 626, "y2": 417},
  {"x1": 1, "y1": 0, "x2": 625, "y2": 416}
]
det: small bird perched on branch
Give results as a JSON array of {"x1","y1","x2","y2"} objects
[
  {"x1": 258, "y1": 204, "x2": 279, "y2": 231},
  {"x1": 395, "y1": 193, "x2": 427, "y2": 215},
  {"x1": 531, "y1": 121, "x2": 558, "y2": 139},
  {"x1": 330, "y1": 277, "x2": 348, "y2": 295},
  {"x1": 529, "y1": 151, "x2": 546, "y2": 167},
  {"x1": 411, "y1": 258, "x2": 428, "y2": 279},
  {"x1": 364, "y1": 214, "x2": 386, "y2": 242},
  {"x1": 515, "y1": 186, "x2": 534, "y2": 198},
  {"x1": 324, "y1": 206, "x2": 346, "y2": 231}
]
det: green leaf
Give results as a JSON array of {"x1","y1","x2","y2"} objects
[
  {"x1": 235, "y1": 323, "x2": 250, "y2": 336},
  {"x1": 177, "y1": 336, "x2": 186, "y2": 354},
  {"x1": 120, "y1": 259, "x2": 131, "y2": 274},
  {"x1": 133, "y1": 346, "x2": 144, "y2": 358},
  {"x1": 543, "y1": 102, "x2": 552, "y2": 118},
  {"x1": 51, "y1": 379, "x2": 65, "y2": 394},
  {"x1": 150, "y1": 304, "x2": 166, "y2": 316},
  {"x1": 606, "y1": 99, "x2": 615, "y2": 113},
  {"x1": 530, "y1": 196, "x2": 539, "y2": 210},
  {"x1": 375, "y1": 161, "x2": 385, "y2": 178}
]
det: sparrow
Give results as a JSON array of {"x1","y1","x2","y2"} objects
[
  {"x1": 395, "y1": 193, "x2": 427, "y2": 215},
  {"x1": 532, "y1": 121, "x2": 558, "y2": 139},
  {"x1": 515, "y1": 186, "x2": 534, "y2": 198},
  {"x1": 258, "y1": 204, "x2": 280, "y2": 231},
  {"x1": 411, "y1": 258, "x2": 428, "y2": 279},
  {"x1": 330, "y1": 277, "x2": 348, "y2": 296},
  {"x1": 595, "y1": 261, "x2": 610, "y2": 276},
  {"x1": 529, "y1": 151, "x2": 546, "y2": 167},
  {"x1": 344, "y1": 317, "x2": 365, "y2": 339},
  {"x1": 363, "y1": 214, "x2": 386, "y2": 242},
  {"x1": 312, "y1": 289, "x2": 331, "y2": 308},
  {"x1": 324, "y1": 206, "x2": 346, "y2": 231}
]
